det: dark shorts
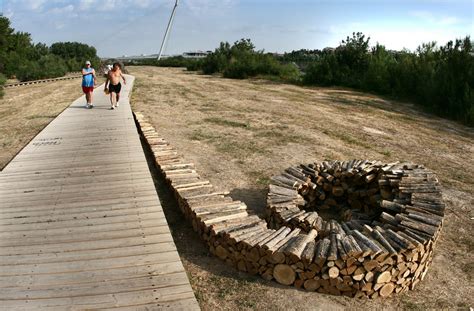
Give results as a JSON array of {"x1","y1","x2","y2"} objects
[
  {"x1": 82, "y1": 86, "x2": 94, "y2": 93},
  {"x1": 108, "y1": 83, "x2": 122, "y2": 94}
]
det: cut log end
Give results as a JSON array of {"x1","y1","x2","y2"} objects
[{"x1": 273, "y1": 264, "x2": 296, "y2": 286}]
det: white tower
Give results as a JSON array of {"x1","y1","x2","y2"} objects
[{"x1": 158, "y1": 0, "x2": 179, "y2": 60}]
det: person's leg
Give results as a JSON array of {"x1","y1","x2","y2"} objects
[
  {"x1": 89, "y1": 90, "x2": 94, "y2": 107},
  {"x1": 85, "y1": 92, "x2": 90, "y2": 108},
  {"x1": 115, "y1": 93, "x2": 120, "y2": 107},
  {"x1": 109, "y1": 92, "x2": 116, "y2": 109}
]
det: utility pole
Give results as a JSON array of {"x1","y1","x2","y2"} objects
[{"x1": 157, "y1": 0, "x2": 179, "y2": 60}]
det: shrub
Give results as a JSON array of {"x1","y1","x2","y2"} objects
[
  {"x1": 16, "y1": 55, "x2": 67, "y2": 81},
  {"x1": 195, "y1": 39, "x2": 301, "y2": 81},
  {"x1": 0, "y1": 73, "x2": 5, "y2": 97},
  {"x1": 304, "y1": 32, "x2": 474, "y2": 126}
]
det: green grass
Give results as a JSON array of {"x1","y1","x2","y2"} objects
[
  {"x1": 400, "y1": 300, "x2": 425, "y2": 310},
  {"x1": 323, "y1": 129, "x2": 373, "y2": 149},
  {"x1": 247, "y1": 171, "x2": 271, "y2": 186},
  {"x1": 188, "y1": 129, "x2": 222, "y2": 141},
  {"x1": 26, "y1": 114, "x2": 56, "y2": 120},
  {"x1": 203, "y1": 117, "x2": 250, "y2": 128},
  {"x1": 215, "y1": 140, "x2": 266, "y2": 157}
]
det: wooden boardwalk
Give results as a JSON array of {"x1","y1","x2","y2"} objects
[{"x1": 0, "y1": 76, "x2": 200, "y2": 310}]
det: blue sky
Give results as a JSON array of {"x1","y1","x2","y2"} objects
[{"x1": 2, "y1": 0, "x2": 472, "y2": 57}]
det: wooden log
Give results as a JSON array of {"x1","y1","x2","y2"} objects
[
  {"x1": 221, "y1": 220, "x2": 266, "y2": 238},
  {"x1": 411, "y1": 193, "x2": 444, "y2": 205},
  {"x1": 402, "y1": 228, "x2": 429, "y2": 244},
  {"x1": 336, "y1": 237, "x2": 349, "y2": 260},
  {"x1": 243, "y1": 229, "x2": 275, "y2": 248},
  {"x1": 380, "y1": 212, "x2": 399, "y2": 227},
  {"x1": 184, "y1": 191, "x2": 230, "y2": 200},
  {"x1": 227, "y1": 225, "x2": 267, "y2": 244},
  {"x1": 257, "y1": 226, "x2": 290, "y2": 247},
  {"x1": 215, "y1": 245, "x2": 229, "y2": 260},
  {"x1": 284, "y1": 211, "x2": 306, "y2": 223},
  {"x1": 352, "y1": 230, "x2": 383, "y2": 255},
  {"x1": 285, "y1": 167, "x2": 309, "y2": 182},
  {"x1": 329, "y1": 266, "x2": 340, "y2": 279},
  {"x1": 372, "y1": 228, "x2": 397, "y2": 255},
  {"x1": 314, "y1": 238, "x2": 331, "y2": 265},
  {"x1": 350, "y1": 231, "x2": 375, "y2": 257},
  {"x1": 341, "y1": 236, "x2": 356, "y2": 257},
  {"x1": 201, "y1": 210, "x2": 248, "y2": 226},
  {"x1": 327, "y1": 234, "x2": 339, "y2": 261},
  {"x1": 379, "y1": 283, "x2": 395, "y2": 297},
  {"x1": 267, "y1": 195, "x2": 299, "y2": 204},
  {"x1": 375, "y1": 271, "x2": 392, "y2": 284},
  {"x1": 209, "y1": 215, "x2": 262, "y2": 235},
  {"x1": 332, "y1": 186, "x2": 344, "y2": 197},
  {"x1": 268, "y1": 228, "x2": 302, "y2": 254},
  {"x1": 271, "y1": 175, "x2": 301, "y2": 189},
  {"x1": 374, "y1": 226, "x2": 406, "y2": 252},
  {"x1": 304, "y1": 279, "x2": 321, "y2": 291},
  {"x1": 397, "y1": 231, "x2": 422, "y2": 248},
  {"x1": 301, "y1": 240, "x2": 316, "y2": 265},
  {"x1": 386, "y1": 229, "x2": 415, "y2": 249},
  {"x1": 282, "y1": 172, "x2": 307, "y2": 185},
  {"x1": 352, "y1": 267, "x2": 366, "y2": 281},
  {"x1": 190, "y1": 199, "x2": 241, "y2": 211},
  {"x1": 400, "y1": 218, "x2": 437, "y2": 236},
  {"x1": 174, "y1": 180, "x2": 211, "y2": 189},
  {"x1": 269, "y1": 184, "x2": 299, "y2": 197},
  {"x1": 346, "y1": 235, "x2": 363, "y2": 257},
  {"x1": 380, "y1": 200, "x2": 404, "y2": 213},
  {"x1": 405, "y1": 206, "x2": 444, "y2": 220},
  {"x1": 194, "y1": 202, "x2": 247, "y2": 216},
  {"x1": 410, "y1": 201, "x2": 445, "y2": 216},
  {"x1": 283, "y1": 229, "x2": 318, "y2": 262},
  {"x1": 273, "y1": 264, "x2": 296, "y2": 285},
  {"x1": 262, "y1": 227, "x2": 292, "y2": 250}
]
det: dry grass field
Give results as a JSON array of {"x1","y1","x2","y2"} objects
[{"x1": 129, "y1": 66, "x2": 473, "y2": 310}]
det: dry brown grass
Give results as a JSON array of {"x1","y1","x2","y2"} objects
[
  {"x1": 130, "y1": 66, "x2": 474, "y2": 310},
  {"x1": 0, "y1": 77, "x2": 105, "y2": 170}
]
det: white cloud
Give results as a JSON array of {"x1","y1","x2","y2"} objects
[
  {"x1": 183, "y1": 0, "x2": 238, "y2": 16},
  {"x1": 77, "y1": 0, "x2": 162, "y2": 12},
  {"x1": 409, "y1": 10, "x2": 462, "y2": 26},
  {"x1": 78, "y1": 0, "x2": 96, "y2": 11},
  {"x1": 26, "y1": 0, "x2": 47, "y2": 11},
  {"x1": 49, "y1": 4, "x2": 75, "y2": 14}
]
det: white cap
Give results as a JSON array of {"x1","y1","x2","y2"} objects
[{"x1": 85, "y1": 60, "x2": 91, "y2": 65}]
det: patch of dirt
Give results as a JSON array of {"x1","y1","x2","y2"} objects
[
  {"x1": 0, "y1": 77, "x2": 104, "y2": 170},
  {"x1": 130, "y1": 66, "x2": 474, "y2": 310}
]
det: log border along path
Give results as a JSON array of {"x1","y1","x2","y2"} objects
[{"x1": 0, "y1": 75, "x2": 200, "y2": 310}]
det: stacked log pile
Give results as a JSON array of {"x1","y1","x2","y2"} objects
[{"x1": 134, "y1": 112, "x2": 445, "y2": 298}]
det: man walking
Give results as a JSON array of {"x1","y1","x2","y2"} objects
[
  {"x1": 82, "y1": 60, "x2": 97, "y2": 109},
  {"x1": 104, "y1": 62, "x2": 126, "y2": 110}
]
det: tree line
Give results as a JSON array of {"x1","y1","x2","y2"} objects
[
  {"x1": 130, "y1": 33, "x2": 473, "y2": 126},
  {"x1": 301, "y1": 32, "x2": 474, "y2": 126},
  {"x1": 0, "y1": 16, "x2": 99, "y2": 93}
]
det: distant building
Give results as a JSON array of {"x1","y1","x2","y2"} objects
[
  {"x1": 182, "y1": 51, "x2": 209, "y2": 58},
  {"x1": 323, "y1": 47, "x2": 336, "y2": 53}
]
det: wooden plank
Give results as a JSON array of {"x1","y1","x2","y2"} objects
[
  {"x1": 0, "y1": 285, "x2": 195, "y2": 309},
  {"x1": 0, "y1": 234, "x2": 172, "y2": 256},
  {"x1": 0, "y1": 261, "x2": 186, "y2": 288},
  {"x1": 0, "y1": 241, "x2": 177, "y2": 266}
]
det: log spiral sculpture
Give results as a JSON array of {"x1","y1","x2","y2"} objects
[{"x1": 134, "y1": 112, "x2": 445, "y2": 298}]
